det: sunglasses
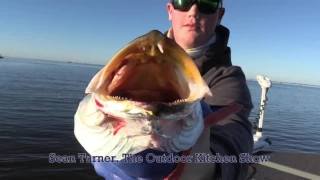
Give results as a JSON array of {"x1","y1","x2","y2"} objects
[{"x1": 171, "y1": 0, "x2": 222, "y2": 14}]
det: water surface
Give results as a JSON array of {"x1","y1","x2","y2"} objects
[{"x1": 1, "y1": 58, "x2": 319, "y2": 179}]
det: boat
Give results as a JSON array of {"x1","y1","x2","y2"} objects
[
  {"x1": 0, "y1": 54, "x2": 3, "y2": 58},
  {"x1": 249, "y1": 75, "x2": 320, "y2": 179}
]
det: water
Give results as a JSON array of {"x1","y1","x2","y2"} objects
[
  {"x1": 0, "y1": 58, "x2": 319, "y2": 179},
  {"x1": 249, "y1": 80, "x2": 320, "y2": 153}
]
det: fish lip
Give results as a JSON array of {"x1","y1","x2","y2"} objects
[
  {"x1": 107, "y1": 96, "x2": 188, "y2": 107},
  {"x1": 96, "y1": 95, "x2": 194, "y2": 121}
]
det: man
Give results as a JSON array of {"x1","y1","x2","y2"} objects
[
  {"x1": 164, "y1": 0, "x2": 254, "y2": 179},
  {"x1": 74, "y1": 0, "x2": 254, "y2": 179}
]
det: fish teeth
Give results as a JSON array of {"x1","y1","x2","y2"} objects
[
  {"x1": 173, "y1": 99, "x2": 186, "y2": 103},
  {"x1": 110, "y1": 96, "x2": 133, "y2": 101},
  {"x1": 110, "y1": 96, "x2": 127, "y2": 100},
  {"x1": 157, "y1": 43, "x2": 164, "y2": 54},
  {"x1": 110, "y1": 96, "x2": 186, "y2": 103}
]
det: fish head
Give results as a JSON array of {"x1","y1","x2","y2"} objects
[{"x1": 85, "y1": 30, "x2": 212, "y2": 121}]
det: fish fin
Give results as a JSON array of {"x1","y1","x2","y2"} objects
[{"x1": 85, "y1": 67, "x2": 105, "y2": 93}]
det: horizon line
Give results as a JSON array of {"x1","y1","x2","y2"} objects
[{"x1": 2, "y1": 55, "x2": 319, "y2": 87}]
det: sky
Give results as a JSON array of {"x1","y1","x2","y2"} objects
[{"x1": 0, "y1": 0, "x2": 319, "y2": 85}]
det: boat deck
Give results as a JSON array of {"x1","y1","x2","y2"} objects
[{"x1": 249, "y1": 151, "x2": 320, "y2": 180}]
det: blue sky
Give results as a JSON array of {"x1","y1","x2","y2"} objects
[{"x1": 1, "y1": 0, "x2": 319, "y2": 85}]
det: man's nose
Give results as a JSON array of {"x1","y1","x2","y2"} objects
[{"x1": 187, "y1": 4, "x2": 200, "y2": 18}]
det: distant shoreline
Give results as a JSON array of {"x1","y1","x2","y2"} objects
[
  {"x1": 246, "y1": 79, "x2": 320, "y2": 88},
  {"x1": 3, "y1": 56, "x2": 319, "y2": 87},
  {"x1": 3, "y1": 56, "x2": 103, "y2": 67}
]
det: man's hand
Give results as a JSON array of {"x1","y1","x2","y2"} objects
[
  {"x1": 166, "y1": 101, "x2": 244, "y2": 180},
  {"x1": 175, "y1": 100, "x2": 216, "y2": 180},
  {"x1": 176, "y1": 129, "x2": 216, "y2": 180},
  {"x1": 75, "y1": 97, "x2": 222, "y2": 179}
]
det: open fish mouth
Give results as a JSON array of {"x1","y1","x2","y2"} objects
[
  {"x1": 103, "y1": 51, "x2": 188, "y2": 104},
  {"x1": 75, "y1": 30, "x2": 244, "y2": 159},
  {"x1": 85, "y1": 30, "x2": 212, "y2": 121},
  {"x1": 107, "y1": 55, "x2": 188, "y2": 104}
]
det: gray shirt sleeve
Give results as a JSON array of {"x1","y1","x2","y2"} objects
[{"x1": 204, "y1": 66, "x2": 254, "y2": 180}]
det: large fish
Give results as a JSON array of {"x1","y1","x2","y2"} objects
[{"x1": 76, "y1": 30, "x2": 242, "y2": 160}]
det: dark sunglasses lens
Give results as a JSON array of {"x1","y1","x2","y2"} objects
[
  {"x1": 172, "y1": 0, "x2": 220, "y2": 14},
  {"x1": 198, "y1": 0, "x2": 219, "y2": 14},
  {"x1": 172, "y1": 0, "x2": 194, "y2": 11}
]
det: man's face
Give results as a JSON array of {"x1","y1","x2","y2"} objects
[{"x1": 167, "y1": 1, "x2": 225, "y2": 50}]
